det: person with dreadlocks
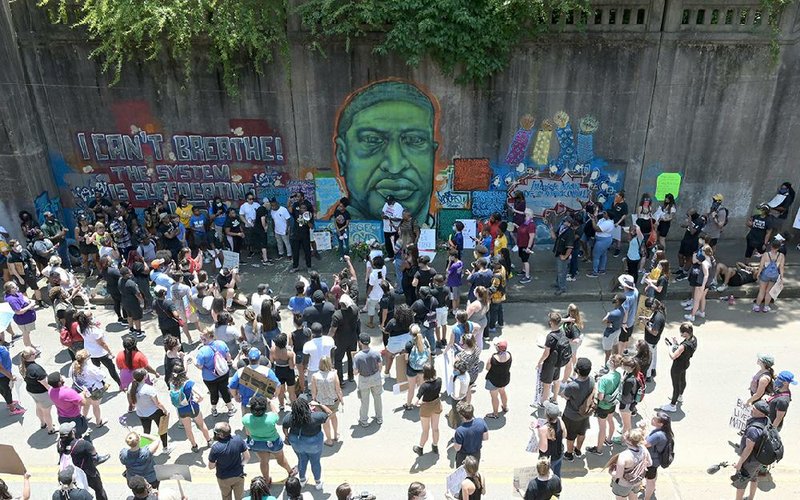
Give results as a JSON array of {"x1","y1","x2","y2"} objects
[
  {"x1": 281, "y1": 396, "x2": 332, "y2": 492},
  {"x1": 243, "y1": 395, "x2": 296, "y2": 488},
  {"x1": 242, "y1": 476, "x2": 275, "y2": 500}
]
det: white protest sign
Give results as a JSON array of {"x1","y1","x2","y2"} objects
[
  {"x1": 312, "y1": 230, "x2": 332, "y2": 251},
  {"x1": 533, "y1": 368, "x2": 543, "y2": 405},
  {"x1": 770, "y1": 276, "x2": 784, "y2": 300},
  {"x1": 457, "y1": 219, "x2": 477, "y2": 249},
  {"x1": 418, "y1": 228, "x2": 436, "y2": 251},
  {"x1": 221, "y1": 250, "x2": 239, "y2": 270},
  {"x1": 512, "y1": 466, "x2": 538, "y2": 497},
  {"x1": 446, "y1": 466, "x2": 467, "y2": 495},
  {"x1": 729, "y1": 398, "x2": 752, "y2": 432}
]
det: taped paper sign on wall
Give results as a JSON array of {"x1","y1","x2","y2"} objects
[{"x1": 312, "y1": 231, "x2": 332, "y2": 251}]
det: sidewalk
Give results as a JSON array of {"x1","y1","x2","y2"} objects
[{"x1": 87, "y1": 239, "x2": 799, "y2": 305}]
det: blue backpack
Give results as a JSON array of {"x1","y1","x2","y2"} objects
[{"x1": 759, "y1": 254, "x2": 780, "y2": 282}]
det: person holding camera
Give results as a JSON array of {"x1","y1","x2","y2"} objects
[
  {"x1": 731, "y1": 400, "x2": 771, "y2": 500},
  {"x1": 659, "y1": 323, "x2": 697, "y2": 413}
]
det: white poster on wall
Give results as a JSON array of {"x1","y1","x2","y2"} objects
[
  {"x1": 793, "y1": 206, "x2": 800, "y2": 230},
  {"x1": 418, "y1": 228, "x2": 437, "y2": 261},
  {"x1": 457, "y1": 219, "x2": 477, "y2": 249}
]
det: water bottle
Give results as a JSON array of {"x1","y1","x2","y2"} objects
[{"x1": 728, "y1": 295, "x2": 735, "y2": 305}]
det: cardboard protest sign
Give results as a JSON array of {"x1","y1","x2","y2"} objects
[
  {"x1": 0, "y1": 445, "x2": 26, "y2": 475},
  {"x1": 155, "y1": 464, "x2": 192, "y2": 482},
  {"x1": 446, "y1": 466, "x2": 467, "y2": 495},
  {"x1": 634, "y1": 295, "x2": 650, "y2": 334},
  {"x1": 158, "y1": 412, "x2": 170, "y2": 435},
  {"x1": 512, "y1": 466, "x2": 538, "y2": 497},
  {"x1": 221, "y1": 250, "x2": 239, "y2": 270},
  {"x1": 729, "y1": 398, "x2": 752, "y2": 432},
  {"x1": 240, "y1": 366, "x2": 277, "y2": 398}
]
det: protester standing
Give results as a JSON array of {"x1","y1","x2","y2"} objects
[
  {"x1": 242, "y1": 395, "x2": 295, "y2": 487},
  {"x1": 413, "y1": 364, "x2": 442, "y2": 456},
  {"x1": 48, "y1": 373, "x2": 88, "y2": 437},
  {"x1": 69, "y1": 349, "x2": 108, "y2": 428},
  {"x1": 4, "y1": 281, "x2": 37, "y2": 350},
  {"x1": 732, "y1": 401, "x2": 770, "y2": 500},
  {"x1": 642, "y1": 298, "x2": 665, "y2": 382},
  {"x1": 535, "y1": 312, "x2": 565, "y2": 407},
  {"x1": 129, "y1": 368, "x2": 171, "y2": 453},
  {"x1": 754, "y1": 240, "x2": 785, "y2": 312},
  {"x1": 609, "y1": 428, "x2": 652, "y2": 500},
  {"x1": 643, "y1": 412, "x2": 673, "y2": 500},
  {"x1": 209, "y1": 422, "x2": 250, "y2": 500},
  {"x1": 660, "y1": 323, "x2": 697, "y2": 413},
  {"x1": 193, "y1": 329, "x2": 235, "y2": 417},
  {"x1": 311, "y1": 356, "x2": 344, "y2": 446},
  {"x1": 561, "y1": 357, "x2": 594, "y2": 461},
  {"x1": 353, "y1": 333, "x2": 383, "y2": 427},
  {"x1": 587, "y1": 354, "x2": 622, "y2": 455},
  {"x1": 520, "y1": 457, "x2": 562, "y2": 500},
  {"x1": 20, "y1": 346, "x2": 53, "y2": 431},
  {"x1": 485, "y1": 340, "x2": 511, "y2": 419},
  {"x1": 453, "y1": 403, "x2": 489, "y2": 467},
  {"x1": 119, "y1": 430, "x2": 161, "y2": 490},
  {"x1": 537, "y1": 402, "x2": 566, "y2": 477},
  {"x1": 281, "y1": 397, "x2": 331, "y2": 491},
  {"x1": 56, "y1": 422, "x2": 110, "y2": 500}
]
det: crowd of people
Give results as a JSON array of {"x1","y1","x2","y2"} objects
[{"x1": 0, "y1": 180, "x2": 795, "y2": 499}]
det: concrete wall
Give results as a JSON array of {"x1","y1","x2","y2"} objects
[{"x1": 2, "y1": 0, "x2": 799, "y2": 241}]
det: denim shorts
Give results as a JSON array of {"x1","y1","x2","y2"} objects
[{"x1": 248, "y1": 436, "x2": 284, "y2": 453}]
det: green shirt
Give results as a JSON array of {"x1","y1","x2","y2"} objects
[
  {"x1": 597, "y1": 370, "x2": 621, "y2": 410},
  {"x1": 41, "y1": 219, "x2": 65, "y2": 241},
  {"x1": 242, "y1": 412, "x2": 280, "y2": 442}
]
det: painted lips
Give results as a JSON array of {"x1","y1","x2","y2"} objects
[{"x1": 375, "y1": 179, "x2": 417, "y2": 200}]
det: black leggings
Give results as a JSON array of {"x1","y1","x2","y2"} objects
[
  {"x1": 203, "y1": 374, "x2": 232, "y2": 406},
  {"x1": 0, "y1": 377, "x2": 12, "y2": 404},
  {"x1": 670, "y1": 363, "x2": 688, "y2": 405},
  {"x1": 86, "y1": 472, "x2": 109, "y2": 500},
  {"x1": 291, "y1": 237, "x2": 312, "y2": 269},
  {"x1": 626, "y1": 258, "x2": 641, "y2": 278},
  {"x1": 140, "y1": 408, "x2": 168, "y2": 447},
  {"x1": 334, "y1": 344, "x2": 353, "y2": 382},
  {"x1": 91, "y1": 355, "x2": 121, "y2": 386},
  {"x1": 111, "y1": 294, "x2": 127, "y2": 321}
]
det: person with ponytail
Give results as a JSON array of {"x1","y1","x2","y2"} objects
[
  {"x1": 68, "y1": 349, "x2": 108, "y2": 428},
  {"x1": 169, "y1": 365, "x2": 212, "y2": 451},
  {"x1": 128, "y1": 368, "x2": 171, "y2": 453},
  {"x1": 281, "y1": 396, "x2": 332, "y2": 491},
  {"x1": 746, "y1": 354, "x2": 776, "y2": 405},
  {"x1": 242, "y1": 476, "x2": 274, "y2": 500},
  {"x1": 642, "y1": 298, "x2": 666, "y2": 382},
  {"x1": 76, "y1": 311, "x2": 121, "y2": 388},
  {"x1": 20, "y1": 346, "x2": 55, "y2": 433},
  {"x1": 643, "y1": 412, "x2": 674, "y2": 500},
  {"x1": 403, "y1": 324, "x2": 431, "y2": 411},
  {"x1": 116, "y1": 336, "x2": 159, "y2": 391}
]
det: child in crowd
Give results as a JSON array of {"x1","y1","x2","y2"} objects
[
  {"x1": 446, "y1": 250, "x2": 464, "y2": 311},
  {"x1": 488, "y1": 261, "x2": 507, "y2": 335},
  {"x1": 448, "y1": 221, "x2": 465, "y2": 260},
  {"x1": 493, "y1": 222, "x2": 509, "y2": 257}
]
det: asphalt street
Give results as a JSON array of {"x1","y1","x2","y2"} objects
[{"x1": 1, "y1": 299, "x2": 799, "y2": 499}]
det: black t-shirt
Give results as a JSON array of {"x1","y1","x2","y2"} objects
[
  {"x1": 282, "y1": 410, "x2": 328, "y2": 437},
  {"x1": 747, "y1": 215, "x2": 774, "y2": 243},
  {"x1": 411, "y1": 297, "x2": 438, "y2": 323},
  {"x1": 120, "y1": 277, "x2": 140, "y2": 304},
  {"x1": 768, "y1": 392, "x2": 791, "y2": 429},
  {"x1": 637, "y1": 217, "x2": 654, "y2": 235},
  {"x1": 379, "y1": 293, "x2": 395, "y2": 326},
  {"x1": 155, "y1": 298, "x2": 178, "y2": 329},
  {"x1": 432, "y1": 285, "x2": 449, "y2": 307},
  {"x1": 302, "y1": 302, "x2": 336, "y2": 332},
  {"x1": 673, "y1": 336, "x2": 697, "y2": 368},
  {"x1": 681, "y1": 216, "x2": 704, "y2": 242},
  {"x1": 330, "y1": 307, "x2": 359, "y2": 347},
  {"x1": 385, "y1": 318, "x2": 410, "y2": 338},
  {"x1": 291, "y1": 200, "x2": 315, "y2": 239},
  {"x1": 644, "y1": 311, "x2": 665, "y2": 345},
  {"x1": 334, "y1": 209, "x2": 351, "y2": 230},
  {"x1": 610, "y1": 202, "x2": 629, "y2": 225},
  {"x1": 127, "y1": 494, "x2": 158, "y2": 500},
  {"x1": 8, "y1": 249, "x2": 36, "y2": 275},
  {"x1": 552, "y1": 227, "x2": 574, "y2": 257},
  {"x1": 254, "y1": 206, "x2": 269, "y2": 233},
  {"x1": 413, "y1": 268, "x2": 436, "y2": 289},
  {"x1": 524, "y1": 475, "x2": 562, "y2": 500},
  {"x1": 542, "y1": 330, "x2": 561, "y2": 366},
  {"x1": 104, "y1": 267, "x2": 122, "y2": 295},
  {"x1": 60, "y1": 439, "x2": 98, "y2": 476},
  {"x1": 416, "y1": 377, "x2": 442, "y2": 402},
  {"x1": 157, "y1": 222, "x2": 181, "y2": 249},
  {"x1": 223, "y1": 218, "x2": 242, "y2": 237},
  {"x1": 217, "y1": 272, "x2": 234, "y2": 289},
  {"x1": 24, "y1": 361, "x2": 47, "y2": 394},
  {"x1": 653, "y1": 275, "x2": 668, "y2": 301},
  {"x1": 52, "y1": 488, "x2": 94, "y2": 500}
]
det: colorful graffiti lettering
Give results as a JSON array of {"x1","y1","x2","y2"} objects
[
  {"x1": 315, "y1": 220, "x2": 383, "y2": 245},
  {"x1": 333, "y1": 79, "x2": 445, "y2": 225},
  {"x1": 33, "y1": 191, "x2": 63, "y2": 224}
]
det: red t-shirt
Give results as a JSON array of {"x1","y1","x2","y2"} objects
[
  {"x1": 68, "y1": 322, "x2": 84, "y2": 343},
  {"x1": 115, "y1": 350, "x2": 149, "y2": 370},
  {"x1": 517, "y1": 221, "x2": 537, "y2": 248}
]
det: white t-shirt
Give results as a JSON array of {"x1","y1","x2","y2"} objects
[
  {"x1": 303, "y1": 336, "x2": 335, "y2": 372},
  {"x1": 239, "y1": 202, "x2": 260, "y2": 226},
  {"x1": 82, "y1": 326, "x2": 107, "y2": 358},
  {"x1": 134, "y1": 383, "x2": 160, "y2": 418},
  {"x1": 381, "y1": 202, "x2": 404, "y2": 233},
  {"x1": 597, "y1": 218, "x2": 615, "y2": 238},
  {"x1": 368, "y1": 267, "x2": 387, "y2": 300},
  {"x1": 251, "y1": 292, "x2": 270, "y2": 314},
  {"x1": 68, "y1": 362, "x2": 105, "y2": 391},
  {"x1": 270, "y1": 206, "x2": 291, "y2": 235}
]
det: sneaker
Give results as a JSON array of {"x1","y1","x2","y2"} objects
[
  {"x1": 696, "y1": 311, "x2": 705, "y2": 318},
  {"x1": 586, "y1": 446, "x2": 603, "y2": 455},
  {"x1": 8, "y1": 406, "x2": 26, "y2": 416},
  {"x1": 683, "y1": 314, "x2": 695, "y2": 322},
  {"x1": 413, "y1": 445, "x2": 423, "y2": 456},
  {"x1": 431, "y1": 444, "x2": 439, "y2": 454},
  {"x1": 299, "y1": 478, "x2": 307, "y2": 487},
  {"x1": 677, "y1": 395, "x2": 684, "y2": 403},
  {"x1": 613, "y1": 249, "x2": 621, "y2": 258},
  {"x1": 211, "y1": 407, "x2": 218, "y2": 417},
  {"x1": 752, "y1": 305, "x2": 762, "y2": 313},
  {"x1": 683, "y1": 304, "x2": 694, "y2": 311},
  {"x1": 680, "y1": 298, "x2": 693, "y2": 307},
  {"x1": 762, "y1": 305, "x2": 771, "y2": 312},
  {"x1": 574, "y1": 448, "x2": 583, "y2": 457},
  {"x1": 163, "y1": 444, "x2": 175, "y2": 455},
  {"x1": 359, "y1": 421, "x2": 369, "y2": 428},
  {"x1": 675, "y1": 273, "x2": 688, "y2": 282},
  {"x1": 717, "y1": 284, "x2": 728, "y2": 292},
  {"x1": 519, "y1": 276, "x2": 531, "y2": 284},
  {"x1": 660, "y1": 403, "x2": 678, "y2": 412},
  {"x1": 564, "y1": 451, "x2": 575, "y2": 461},
  {"x1": 376, "y1": 418, "x2": 383, "y2": 425},
  {"x1": 566, "y1": 275, "x2": 577, "y2": 282},
  {"x1": 315, "y1": 481, "x2": 324, "y2": 491},
  {"x1": 586, "y1": 272, "x2": 599, "y2": 278}
]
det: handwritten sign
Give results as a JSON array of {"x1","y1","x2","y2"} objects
[
  {"x1": 446, "y1": 466, "x2": 467, "y2": 495},
  {"x1": 418, "y1": 229, "x2": 436, "y2": 251},
  {"x1": 312, "y1": 230, "x2": 332, "y2": 251},
  {"x1": 239, "y1": 366, "x2": 277, "y2": 398},
  {"x1": 655, "y1": 172, "x2": 682, "y2": 201},
  {"x1": 457, "y1": 219, "x2": 477, "y2": 249},
  {"x1": 155, "y1": 464, "x2": 192, "y2": 482},
  {"x1": 729, "y1": 398, "x2": 752, "y2": 432},
  {"x1": 770, "y1": 276, "x2": 784, "y2": 300},
  {"x1": 0, "y1": 445, "x2": 26, "y2": 475},
  {"x1": 512, "y1": 466, "x2": 538, "y2": 497},
  {"x1": 221, "y1": 250, "x2": 239, "y2": 270}
]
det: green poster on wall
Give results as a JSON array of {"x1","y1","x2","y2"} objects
[{"x1": 655, "y1": 172, "x2": 682, "y2": 201}]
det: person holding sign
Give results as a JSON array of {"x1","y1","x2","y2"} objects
[
  {"x1": 0, "y1": 473, "x2": 30, "y2": 500},
  {"x1": 129, "y1": 369, "x2": 172, "y2": 454}
]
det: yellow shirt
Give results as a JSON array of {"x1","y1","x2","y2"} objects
[
  {"x1": 176, "y1": 205, "x2": 193, "y2": 228},
  {"x1": 493, "y1": 233, "x2": 508, "y2": 256},
  {"x1": 647, "y1": 267, "x2": 661, "y2": 282}
]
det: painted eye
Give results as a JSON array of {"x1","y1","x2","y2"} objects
[
  {"x1": 401, "y1": 134, "x2": 427, "y2": 148},
  {"x1": 360, "y1": 133, "x2": 385, "y2": 146}
]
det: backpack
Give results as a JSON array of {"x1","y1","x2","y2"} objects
[
  {"x1": 408, "y1": 341, "x2": 430, "y2": 371},
  {"x1": 634, "y1": 371, "x2": 646, "y2": 403},
  {"x1": 759, "y1": 254, "x2": 780, "y2": 282},
  {"x1": 577, "y1": 385, "x2": 597, "y2": 417},
  {"x1": 59, "y1": 326, "x2": 74, "y2": 347},
  {"x1": 169, "y1": 383, "x2": 189, "y2": 408},
  {"x1": 210, "y1": 343, "x2": 229, "y2": 377},
  {"x1": 59, "y1": 443, "x2": 89, "y2": 490},
  {"x1": 646, "y1": 228, "x2": 657, "y2": 248},
  {"x1": 553, "y1": 331, "x2": 573, "y2": 368},
  {"x1": 687, "y1": 263, "x2": 703, "y2": 286},
  {"x1": 561, "y1": 322, "x2": 581, "y2": 340},
  {"x1": 659, "y1": 436, "x2": 675, "y2": 468},
  {"x1": 718, "y1": 206, "x2": 729, "y2": 227},
  {"x1": 751, "y1": 420, "x2": 784, "y2": 465}
]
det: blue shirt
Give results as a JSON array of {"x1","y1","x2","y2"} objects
[
  {"x1": 604, "y1": 307, "x2": 624, "y2": 336},
  {"x1": 454, "y1": 418, "x2": 488, "y2": 454},
  {"x1": 150, "y1": 270, "x2": 175, "y2": 300},
  {"x1": 196, "y1": 340, "x2": 230, "y2": 381},
  {"x1": 189, "y1": 214, "x2": 208, "y2": 234},
  {"x1": 119, "y1": 447, "x2": 157, "y2": 483},
  {"x1": 209, "y1": 436, "x2": 248, "y2": 479},
  {"x1": 627, "y1": 236, "x2": 642, "y2": 261},
  {"x1": 622, "y1": 289, "x2": 639, "y2": 328},
  {"x1": 229, "y1": 365, "x2": 279, "y2": 407},
  {"x1": 0, "y1": 346, "x2": 11, "y2": 378},
  {"x1": 288, "y1": 296, "x2": 312, "y2": 315}
]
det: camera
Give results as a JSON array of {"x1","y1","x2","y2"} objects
[{"x1": 356, "y1": 493, "x2": 376, "y2": 500}]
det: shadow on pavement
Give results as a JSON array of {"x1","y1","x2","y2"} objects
[{"x1": 409, "y1": 450, "x2": 440, "y2": 473}]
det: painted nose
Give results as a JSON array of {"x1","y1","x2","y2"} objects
[{"x1": 379, "y1": 138, "x2": 409, "y2": 174}]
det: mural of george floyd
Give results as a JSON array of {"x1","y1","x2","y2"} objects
[{"x1": 2, "y1": 0, "x2": 800, "y2": 243}]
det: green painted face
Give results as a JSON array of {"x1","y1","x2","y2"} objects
[{"x1": 336, "y1": 100, "x2": 438, "y2": 222}]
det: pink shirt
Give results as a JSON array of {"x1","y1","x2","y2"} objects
[{"x1": 49, "y1": 386, "x2": 83, "y2": 418}]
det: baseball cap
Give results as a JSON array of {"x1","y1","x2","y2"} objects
[
  {"x1": 618, "y1": 274, "x2": 635, "y2": 289},
  {"x1": 358, "y1": 333, "x2": 371, "y2": 345},
  {"x1": 494, "y1": 340, "x2": 508, "y2": 351},
  {"x1": 753, "y1": 400, "x2": 769, "y2": 415},
  {"x1": 774, "y1": 234, "x2": 786, "y2": 242},
  {"x1": 247, "y1": 348, "x2": 262, "y2": 361},
  {"x1": 777, "y1": 370, "x2": 798, "y2": 385},
  {"x1": 712, "y1": 193, "x2": 724, "y2": 201},
  {"x1": 544, "y1": 401, "x2": 561, "y2": 419},
  {"x1": 58, "y1": 466, "x2": 75, "y2": 485},
  {"x1": 757, "y1": 353, "x2": 775, "y2": 367},
  {"x1": 151, "y1": 259, "x2": 163, "y2": 269},
  {"x1": 59, "y1": 421, "x2": 76, "y2": 435}
]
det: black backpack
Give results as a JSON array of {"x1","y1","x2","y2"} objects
[
  {"x1": 659, "y1": 436, "x2": 675, "y2": 468},
  {"x1": 553, "y1": 330, "x2": 573, "y2": 368},
  {"x1": 687, "y1": 263, "x2": 702, "y2": 286},
  {"x1": 751, "y1": 420, "x2": 784, "y2": 465}
]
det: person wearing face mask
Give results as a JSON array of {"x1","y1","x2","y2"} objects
[
  {"x1": 768, "y1": 370, "x2": 795, "y2": 431},
  {"x1": 659, "y1": 323, "x2": 697, "y2": 413},
  {"x1": 746, "y1": 354, "x2": 776, "y2": 406},
  {"x1": 609, "y1": 191, "x2": 629, "y2": 258},
  {"x1": 766, "y1": 182, "x2": 795, "y2": 235},
  {"x1": 704, "y1": 194, "x2": 728, "y2": 248}
]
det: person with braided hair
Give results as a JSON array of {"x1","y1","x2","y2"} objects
[{"x1": 243, "y1": 395, "x2": 296, "y2": 488}]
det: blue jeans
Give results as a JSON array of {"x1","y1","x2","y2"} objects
[
  {"x1": 551, "y1": 456, "x2": 563, "y2": 478},
  {"x1": 394, "y1": 256, "x2": 404, "y2": 293},
  {"x1": 57, "y1": 241, "x2": 72, "y2": 269},
  {"x1": 262, "y1": 328, "x2": 280, "y2": 350},
  {"x1": 592, "y1": 237, "x2": 613, "y2": 274},
  {"x1": 555, "y1": 257, "x2": 569, "y2": 292},
  {"x1": 569, "y1": 246, "x2": 580, "y2": 277},
  {"x1": 290, "y1": 432, "x2": 323, "y2": 481},
  {"x1": 337, "y1": 233, "x2": 349, "y2": 258},
  {"x1": 421, "y1": 325, "x2": 436, "y2": 351}
]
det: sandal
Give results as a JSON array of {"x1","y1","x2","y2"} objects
[
  {"x1": 486, "y1": 413, "x2": 499, "y2": 419},
  {"x1": 47, "y1": 428, "x2": 58, "y2": 435},
  {"x1": 40, "y1": 423, "x2": 47, "y2": 429},
  {"x1": 96, "y1": 420, "x2": 108, "y2": 428},
  {"x1": 403, "y1": 404, "x2": 414, "y2": 411},
  {"x1": 324, "y1": 440, "x2": 335, "y2": 446},
  {"x1": 191, "y1": 444, "x2": 199, "y2": 452}
]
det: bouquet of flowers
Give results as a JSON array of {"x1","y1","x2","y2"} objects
[{"x1": 350, "y1": 241, "x2": 370, "y2": 262}]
